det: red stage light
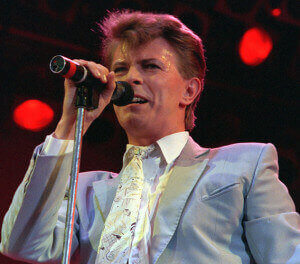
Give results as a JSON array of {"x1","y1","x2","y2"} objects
[
  {"x1": 271, "y1": 8, "x2": 282, "y2": 17},
  {"x1": 239, "y1": 27, "x2": 273, "y2": 66},
  {"x1": 13, "y1": 99, "x2": 54, "y2": 131}
]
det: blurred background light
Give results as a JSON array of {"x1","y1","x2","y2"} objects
[
  {"x1": 238, "y1": 27, "x2": 273, "y2": 66},
  {"x1": 13, "y1": 99, "x2": 54, "y2": 131},
  {"x1": 271, "y1": 8, "x2": 282, "y2": 17}
]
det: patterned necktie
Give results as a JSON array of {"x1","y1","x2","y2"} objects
[{"x1": 96, "y1": 145, "x2": 154, "y2": 264}]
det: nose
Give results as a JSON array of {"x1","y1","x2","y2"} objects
[{"x1": 125, "y1": 66, "x2": 143, "y2": 86}]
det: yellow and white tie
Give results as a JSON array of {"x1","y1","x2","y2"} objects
[{"x1": 96, "y1": 145, "x2": 154, "y2": 264}]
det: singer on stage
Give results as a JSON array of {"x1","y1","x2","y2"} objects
[{"x1": 1, "y1": 10, "x2": 299, "y2": 264}]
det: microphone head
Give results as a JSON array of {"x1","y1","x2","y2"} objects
[
  {"x1": 112, "y1": 81, "x2": 134, "y2": 106},
  {"x1": 49, "y1": 55, "x2": 66, "y2": 74}
]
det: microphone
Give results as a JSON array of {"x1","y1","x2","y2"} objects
[{"x1": 49, "y1": 55, "x2": 134, "y2": 106}]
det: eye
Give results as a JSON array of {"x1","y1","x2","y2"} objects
[
  {"x1": 144, "y1": 63, "x2": 160, "y2": 70},
  {"x1": 113, "y1": 67, "x2": 127, "y2": 73}
]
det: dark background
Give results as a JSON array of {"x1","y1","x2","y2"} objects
[{"x1": 0, "y1": 0, "x2": 299, "y2": 263}]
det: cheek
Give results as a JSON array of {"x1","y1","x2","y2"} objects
[
  {"x1": 154, "y1": 79, "x2": 184, "y2": 106},
  {"x1": 148, "y1": 76, "x2": 177, "y2": 100}
]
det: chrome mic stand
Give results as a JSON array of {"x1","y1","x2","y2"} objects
[{"x1": 61, "y1": 85, "x2": 99, "y2": 264}]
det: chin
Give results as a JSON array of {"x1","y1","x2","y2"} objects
[{"x1": 118, "y1": 113, "x2": 149, "y2": 130}]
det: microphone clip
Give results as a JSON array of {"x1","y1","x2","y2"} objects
[{"x1": 75, "y1": 83, "x2": 100, "y2": 110}]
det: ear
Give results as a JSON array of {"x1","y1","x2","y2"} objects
[{"x1": 179, "y1": 77, "x2": 202, "y2": 107}]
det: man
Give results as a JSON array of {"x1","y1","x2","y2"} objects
[{"x1": 1, "y1": 10, "x2": 299, "y2": 264}]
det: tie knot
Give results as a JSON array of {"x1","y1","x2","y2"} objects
[{"x1": 128, "y1": 145, "x2": 155, "y2": 160}]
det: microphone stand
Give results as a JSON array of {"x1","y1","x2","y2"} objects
[{"x1": 61, "y1": 85, "x2": 100, "y2": 264}]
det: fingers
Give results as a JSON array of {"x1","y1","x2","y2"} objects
[
  {"x1": 70, "y1": 59, "x2": 116, "y2": 107},
  {"x1": 107, "y1": 71, "x2": 116, "y2": 93},
  {"x1": 98, "y1": 71, "x2": 116, "y2": 101},
  {"x1": 73, "y1": 59, "x2": 109, "y2": 84}
]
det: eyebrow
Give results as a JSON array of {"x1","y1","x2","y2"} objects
[
  {"x1": 111, "y1": 61, "x2": 127, "y2": 69},
  {"x1": 112, "y1": 58, "x2": 163, "y2": 68},
  {"x1": 140, "y1": 58, "x2": 160, "y2": 63}
]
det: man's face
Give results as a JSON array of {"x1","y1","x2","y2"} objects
[{"x1": 111, "y1": 37, "x2": 189, "y2": 144}]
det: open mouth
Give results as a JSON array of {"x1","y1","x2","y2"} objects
[{"x1": 131, "y1": 97, "x2": 148, "y2": 104}]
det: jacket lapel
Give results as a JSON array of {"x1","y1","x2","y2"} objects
[
  {"x1": 92, "y1": 175, "x2": 120, "y2": 221},
  {"x1": 88, "y1": 176, "x2": 120, "y2": 251},
  {"x1": 151, "y1": 137, "x2": 210, "y2": 263}
]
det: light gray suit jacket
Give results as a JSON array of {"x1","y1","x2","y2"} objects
[{"x1": 1, "y1": 137, "x2": 299, "y2": 263}]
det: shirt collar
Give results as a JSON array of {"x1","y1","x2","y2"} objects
[
  {"x1": 156, "y1": 131, "x2": 189, "y2": 164},
  {"x1": 124, "y1": 131, "x2": 189, "y2": 165}
]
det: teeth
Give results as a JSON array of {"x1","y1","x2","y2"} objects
[{"x1": 132, "y1": 97, "x2": 147, "y2": 103}]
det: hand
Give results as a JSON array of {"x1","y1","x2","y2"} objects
[{"x1": 54, "y1": 59, "x2": 116, "y2": 140}]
